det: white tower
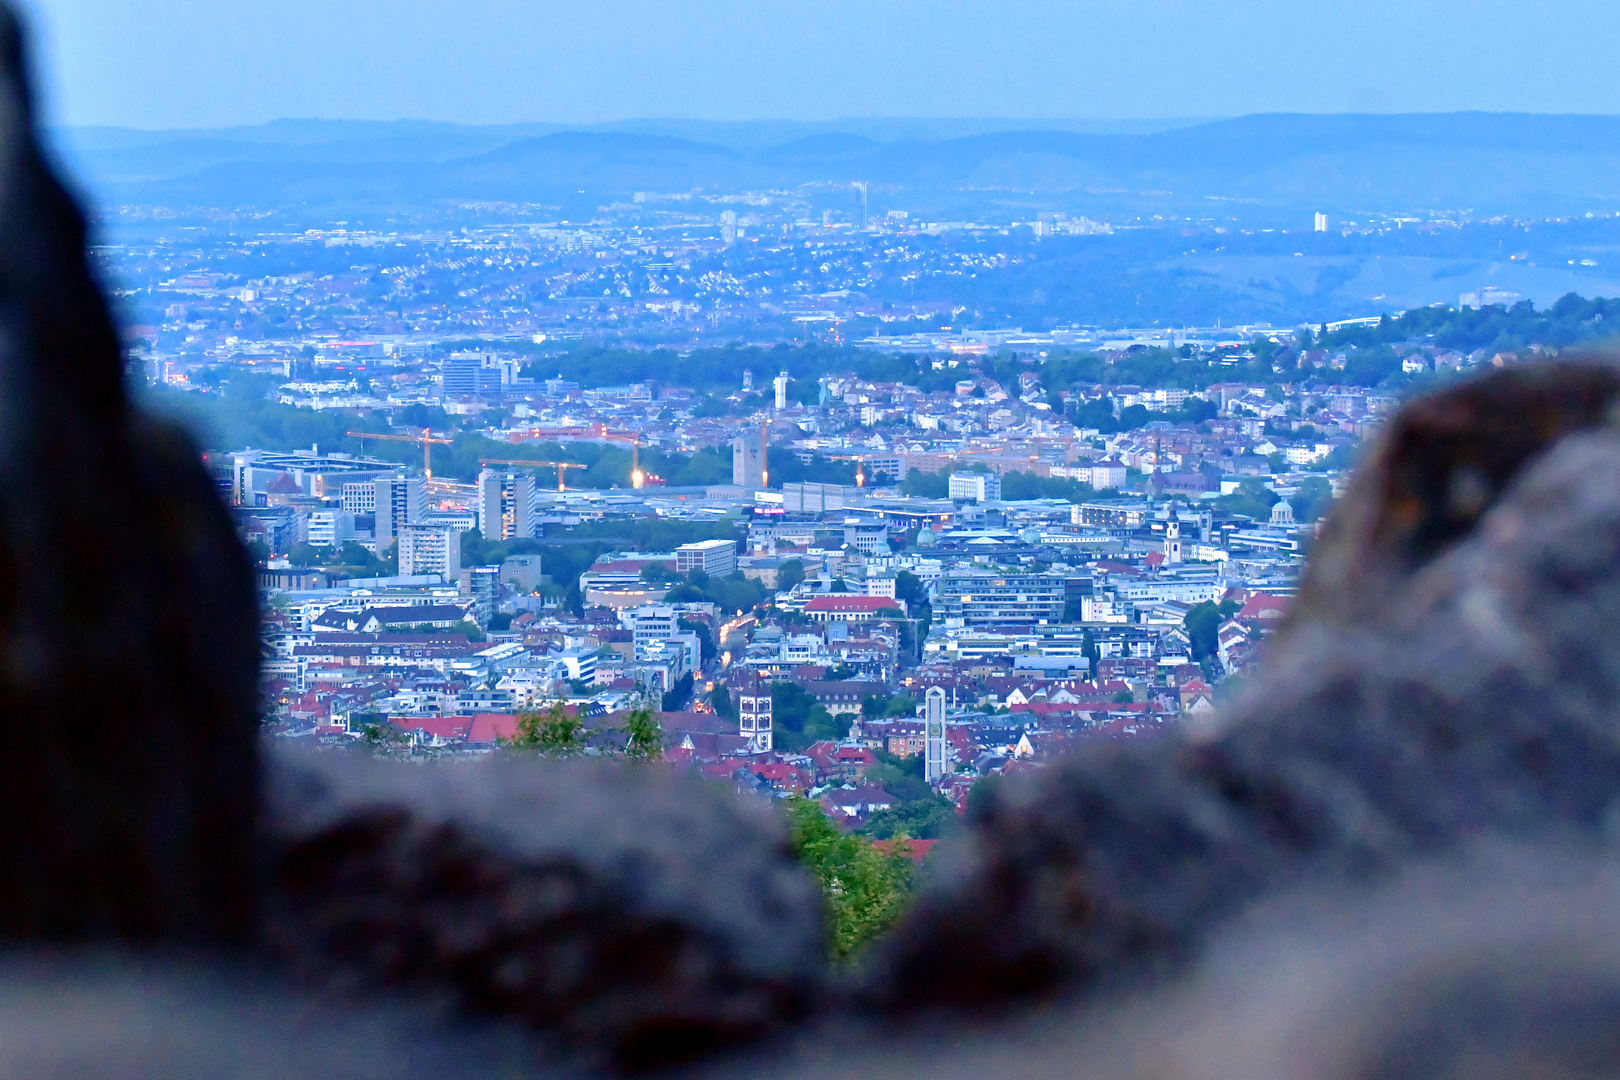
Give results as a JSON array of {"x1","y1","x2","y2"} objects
[
  {"x1": 739, "y1": 674, "x2": 773, "y2": 754},
  {"x1": 1165, "y1": 510, "x2": 1183, "y2": 565},
  {"x1": 925, "y1": 687, "x2": 949, "y2": 782},
  {"x1": 773, "y1": 371, "x2": 789, "y2": 411}
]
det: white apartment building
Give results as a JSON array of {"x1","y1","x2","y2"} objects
[
  {"x1": 398, "y1": 523, "x2": 461, "y2": 579},
  {"x1": 864, "y1": 575, "x2": 898, "y2": 599},
  {"x1": 621, "y1": 605, "x2": 678, "y2": 648}
]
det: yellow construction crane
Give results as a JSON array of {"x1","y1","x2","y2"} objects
[
  {"x1": 599, "y1": 432, "x2": 646, "y2": 488},
  {"x1": 480, "y1": 458, "x2": 587, "y2": 493},
  {"x1": 347, "y1": 429, "x2": 452, "y2": 480}
]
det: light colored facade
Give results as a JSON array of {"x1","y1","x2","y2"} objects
[
  {"x1": 676, "y1": 539, "x2": 738, "y2": 577},
  {"x1": 372, "y1": 475, "x2": 423, "y2": 545},
  {"x1": 306, "y1": 509, "x2": 354, "y2": 548},
  {"x1": 948, "y1": 472, "x2": 1002, "y2": 502},
  {"x1": 864, "y1": 575, "x2": 898, "y2": 599},
  {"x1": 732, "y1": 433, "x2": 766, "y2": 488},
  {"x1": 740, "y1": 676, "x2": 773, "y2": 754},
  {"x1": 925, "y1": 687, "x2": 949, "y2": 782},
  {"x1": 398, "y1": 523, "x2": 461, "y2": 580},
  {"x1": 780, "y1": 482, "x2": 849, "y2": 512},
  {"x1": 478, "y1": 469, "x2": 535, "y2": 541},
  {"x1": 622, "y1": 605, "x2": 678, "y2": 648},
  {"x1": 934, "y1": 571, "x2": 1066, "y2": 626}
]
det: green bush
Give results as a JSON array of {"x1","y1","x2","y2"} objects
[{"x1": 784, "y1": 798, "x2": 914, "y2": 962}]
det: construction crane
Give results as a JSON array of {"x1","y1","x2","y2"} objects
[
  {"x1": 346, "y1": 429, "x2": 453, "y2": 480},
  {"x1": 480, "y1": 458, "x2": 587, "y2": 493},
  {"x1": 598, "y1": 432, "x2": 646, "y2": 489}
]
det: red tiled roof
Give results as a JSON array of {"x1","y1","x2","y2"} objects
[
  {"x1": 467, "y1": 713, "x2": 520, "y2": 743},
  {"x1": 871, "y1": 839, "x2": 940, "y2": 863},
  {"x1": 1238, "y1": 594, "x2": 1290, "y2": 620}
]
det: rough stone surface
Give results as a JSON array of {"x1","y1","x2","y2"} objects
[
  {"x1": 260, "y1": 746, "x2": 827, "y2": 1070},
  {"x1": 0, "y1": 7, "x2": 259, "y2": 944},
  {"x1": 0, "y1": 953, "x2": 550, "y2": 1079},
  {"x1": 725, "y1": 846, "x2": 1620, "y2": 1080},
  {"x1": 869, "y1": 358, "x2": 1620, "y2": 1010}
]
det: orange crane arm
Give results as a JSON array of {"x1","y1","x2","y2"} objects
[
  {"x1": 478, "y1": 458, "x2": 587, "y2": 492},
  {"x1": 345, "y1": 429, "x2": 453, "y2": 479}
]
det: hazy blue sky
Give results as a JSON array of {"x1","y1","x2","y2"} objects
[{"x1": 20, "y1": 0, "x2": 1620, "y2": 129}]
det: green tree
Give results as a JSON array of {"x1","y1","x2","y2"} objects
[
  {"x1": 861, "y1": 797, "x2": 960, "y2": 841},
  {"x1": 502, "y1": 701, "x2": 586, "y2": 756},
  {"x1": 287, "y1": 542, "x2": 324, "y2": 567},
  {"x1": 785, "y1": 798, "x2": 914, "y2": 962},
  {"x1": 777, "y1": 559, "x2": 806, "y2": 592},
  {"x1": 1184, "y1": 600, "x2": 1222, "y2": 660},
  {"x1": 901, "y1": 470, "x2": 949, "y2": 498},
  {"x1": 894, "y1": 570, "x2": 927, "y2": 608},
  {"x1": 1292, "y1": 475, "x2": 1336, "y2": 524},
  {"x1": 679, "y1": 616, "x2": 716, "y2": 665},
  {"x1": 662, "y1": 673, "x2": 695, "y2": 711},
  {"x1": 1217, "y1": 477, "x2": 1281, "y2": 520},
  {"x1": 620, "y1": 707, "x2": 664, "y2": 762}
]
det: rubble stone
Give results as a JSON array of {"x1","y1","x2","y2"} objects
[{"x1": 261, "y1": 747, "x2": 827, "y2": 1069}]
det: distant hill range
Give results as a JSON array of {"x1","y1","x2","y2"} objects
[{"x1": 49, "y1": 114, "x2": 1620, "y2": 218}]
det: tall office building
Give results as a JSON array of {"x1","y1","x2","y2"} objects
[
  {"x1": 441, "y1": 351, "x2": 503, "y2": 399},
  {"x1": 732, "y1": 433, "x2": 765, "y2": 488},
  {"x1": 372, "y1": 475, "x2": 423, "y2": 546},
  {"x1": 398, "y1": 523, "x2": 461, "y2": 580},
  {"x1": 477, "y1": 469, "x2": 535, "y2": 541},
  {"x1": 773, "y1": 370, "x2": 789, "y2": 410},
  {"x1": 459, "y1": 565, "x2": 502, "y2": 627}
]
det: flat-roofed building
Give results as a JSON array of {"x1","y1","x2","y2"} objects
[
  {"x1": 398, "y1": 523, "x2": 461, "y2": 580},
  {"x1": 676, "y1": 538, "x2": 737, "y2": 577}
]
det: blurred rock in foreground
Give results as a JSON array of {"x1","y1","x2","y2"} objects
[{"x1": 0, "y1": 6, "x2": 258, "y2": 944}]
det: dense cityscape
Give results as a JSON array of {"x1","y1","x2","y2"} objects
[{"x1": 138, "y1": 241, "x2": 1610, "y2": 845}]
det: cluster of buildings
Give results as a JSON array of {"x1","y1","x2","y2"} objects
[
  {"x1": 246, "y1": 384, "x2": 1331, "y2": 829},
  {"x1": 173, "y1": 226, "x2": 1514, "y2": 832}
]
